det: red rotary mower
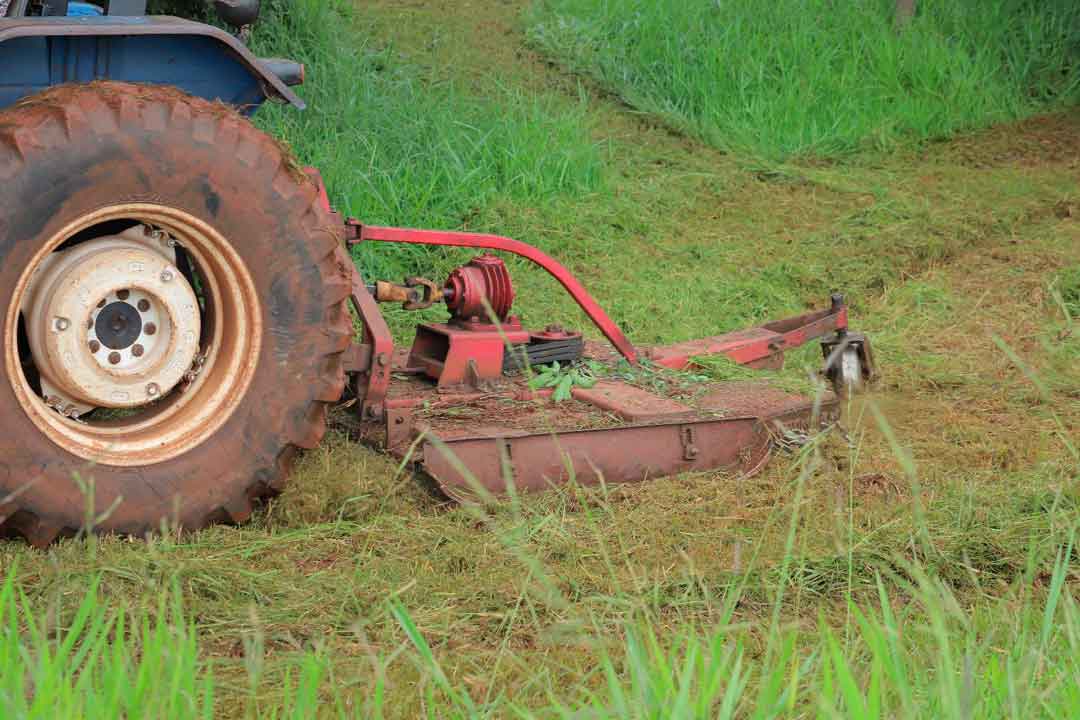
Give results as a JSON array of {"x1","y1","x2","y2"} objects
[{"x1": 326, "y1": 186, "x2": 873, "y2": 502}]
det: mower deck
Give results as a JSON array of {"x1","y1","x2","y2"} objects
[{"x1": 356, "y1": 342, "x2": 839, "y2": 500}]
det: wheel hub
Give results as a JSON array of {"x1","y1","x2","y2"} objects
[
  {"x1": 95, "y1": 300, "x2": 143, "y2": 351},
  {"x1": 21, "y1": 228, "x2": 201, "y2": 413}
]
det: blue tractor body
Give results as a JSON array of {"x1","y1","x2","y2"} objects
[{"x1": 0, "y1": 13, "x2": 303, "y2": 112}]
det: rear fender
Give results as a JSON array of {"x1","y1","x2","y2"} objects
[{"x1": 0, "y1": 16, "x2": 305, "y2": 112}]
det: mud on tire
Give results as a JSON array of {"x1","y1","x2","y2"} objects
[{"x1": 0, "y1": 82, "x2": 352, "y2": 545}]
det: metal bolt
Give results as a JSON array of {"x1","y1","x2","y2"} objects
[
  {"x1": 117, "y1": 289, "x2": 130, "y2": 301},
  {"x1": 160, "y1": 269, "x2": 175, "y2": 283},
  {"x1": 164, "y1": 236, "x2": 177, "y2": 249},
  {"x1": 376, "y1": 352, "x2": 389, "y2": 367},
  {"x1": 108, "y1": 351, "x2": 121, "y2": 365},
  {"x1": 53, "y1": 317, "x2": 70, "y2": 332},
  {"x1": 144, "y1": 323, "x2": 157, "y2": 336},
  {"x1": 137, "y1": 299, "x2": 150, "y2": 312},
  {"x1": 132, "y1": 344, "x2": 145, "y2": 358},
  {"x1": 146, "y1": 383, "x2": 160, "y2": 398},
  {"x1": 88, "y1": 340, "x2": 100, "y2": 353}
]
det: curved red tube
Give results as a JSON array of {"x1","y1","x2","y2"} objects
[{"x1": 354, "y1": 223, "x2": 640, "y2": 365}]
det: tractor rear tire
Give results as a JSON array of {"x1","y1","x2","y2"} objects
[{"x1": 0, "y1": 82, "x2": 352, "y2": 546}]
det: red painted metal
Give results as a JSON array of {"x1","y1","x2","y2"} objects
[
  {"x1": 444, "y1": 254, "x2": 515, "y2": 321},
  {"x1": 297, "y1": 172, "x2": 872, "y2": 502},
  {"x1": 571, "y1": 381, "x2": 694, "y2": 422},
  {"x1": 340, "y1": 248, "x2": 394, "y2": 419},
  {"x1": 348, "y1": 222, "x2": 640, "y2": 365},
  {"x1": 408, "y1": 321, "x2": 530, "y2": 387},
  {"x1": 422, "y1": 416, "x2": 773, "y2": 500},
  {"x1": 647, "y1": 302, "x2": 849, "y2": 371}
]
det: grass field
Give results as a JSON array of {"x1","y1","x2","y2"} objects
[{"x1": 2, "y1": 0, "x2": 1079, "y2": 717}]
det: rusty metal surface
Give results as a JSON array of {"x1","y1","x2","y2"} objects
[
  {"x1": 422, "y1": 415, "x2": 771, "y2": 500},
  {"x1": 648, "y1": 301, "x2": 848, "y2": 370},
  {"x1": 341, "y1": 249, "x2": 393, "y2": 420},
  {"x1": 371, "y1": 339, "x2": 839, "y2": 500},
  {"x1": 0, "y1": 16, "x2": 304, "y2": 108},
  {"x1": 349, "y1": 223, "x2": 640, "y2": 365},
  {"x1": 571, "y1": 380, "x2": 694, "y2": 422}
]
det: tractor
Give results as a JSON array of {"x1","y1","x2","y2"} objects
[{"x1": 0, "y1": 1, "x2": 873, "y2": 546}]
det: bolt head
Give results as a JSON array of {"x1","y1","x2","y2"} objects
[
  {"x1": 108, "y1": 351, "x2": 121, "y2": 365},
  {"x1": 160, "y1": 269, "x2": 175, "y2": 283},
  {"x1": 132, "y1": 344, "x2": 145, "y2": 358},
  {"x1": 53, "y1": 317, "x2": 71, "y2": 332},
  {"x1": 146, "y1": 383, "x2": 160, "y2": 397}
]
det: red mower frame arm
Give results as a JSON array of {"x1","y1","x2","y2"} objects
[{"x1": 348, "y1": 222, "x2": 641, "y2": 365}]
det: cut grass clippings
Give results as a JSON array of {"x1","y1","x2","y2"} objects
[{"x1": 527, "y1": 0, "x2": 1080, "y2": 161}]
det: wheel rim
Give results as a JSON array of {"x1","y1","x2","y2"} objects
[{"x1": 4, "y1": 204, "x2": 263, "y2": 466}]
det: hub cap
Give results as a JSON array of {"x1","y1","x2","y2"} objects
[
  {"x1": 5, "y1": 204, "x2": 261, "y2": 466},
  {"x1": 22, "y1": 234, "x2": 201, "y2": 412}
]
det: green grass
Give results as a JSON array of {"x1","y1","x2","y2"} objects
[
  {"x1": 4, "y1": 0, "x2": 1080, "y2": 716},
  {"x1": 527, "y1": 0, "x2": 1080, "y2": 160},
  {"x1": 250, "y1": 0, "x2": 602, "y2": 278},
  {"x1": 5, "y1": 486, "x2": 1080, "y2": 717}
]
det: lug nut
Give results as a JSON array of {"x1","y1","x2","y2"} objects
[
  {"x1": 108, "y1": 351, "x2": 121, "y2": 365},
  {"x1": 137, "y1": 299, "x2": 150, "y2": 312},
  {"x1": 87, "y1": 318, "x2": 94, "y2": 329},
  {"x1": 132, "y1": 344, "x2": 145, "y2": 358},
  {"x1": 160, "y1": 269, "x2": 174, "y2": 283},
  {"x1": 53, "y1": 317, "x2": 70, "y2": 332},
  {"x1": 146, "y1": 383, "x2": 160, "y2": 398},
  {"x1": 97, "y1": 299, "x2": 106, "y2": 309},
  {"x1": 144, "y1": 323, "x2": 157, "y2": 336},
  {"x1": 117, "y1": 289, "x2": 130, "y2": 300},
  {"x1": 88, "y1": 340, "x2": 100, "y2": 353}
]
